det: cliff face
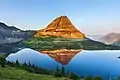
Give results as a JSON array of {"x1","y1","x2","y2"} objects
[{"x1": 34, "y1": 16, "x2": 85, "y2": 39}]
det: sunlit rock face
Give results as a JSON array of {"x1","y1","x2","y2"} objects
[
  {"x1": 40, "y1": 49, "x2": 82, "y2": 65},
  {"x1": 34, "y1": 16, "x2": 85, "y2": 39}
]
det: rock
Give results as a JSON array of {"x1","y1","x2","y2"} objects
[{"x1": 34, "y1": 16, "x2": 85, "y2": 39}]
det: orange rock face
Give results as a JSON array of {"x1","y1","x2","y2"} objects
[
  {"x1": 34, "y1": 16, "x2": 85, "y2": 39},
  {"x1": 40, "y1": 49, "x2": 82, "y2": 65}
]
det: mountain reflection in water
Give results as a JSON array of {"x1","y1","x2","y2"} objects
[
  {"x1": 40, "y1": 49, "x2": 82, "y2": 65},
  {"x1": 6, "y1": 48, "x2": 120, "y2": 79}
]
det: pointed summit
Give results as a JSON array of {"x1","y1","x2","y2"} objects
[{"x1": 34, "y1": 16, "x2": 85, "y2": 38}]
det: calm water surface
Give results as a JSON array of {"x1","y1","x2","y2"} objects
[{"x1": 6, "y1": 49, "x2": 120, "y2": 79}]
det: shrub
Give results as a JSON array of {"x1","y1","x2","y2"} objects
[{"x1": 69, "y1": 73, "x2": 79, "y2": 80}]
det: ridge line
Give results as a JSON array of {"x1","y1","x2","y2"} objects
[{"x1": 54, "y1": 16, "x2": 62, "y2": 32}]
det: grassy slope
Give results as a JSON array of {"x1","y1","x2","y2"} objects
[
  {"x1": 0, "y1": 54, "x2": 70, "y2": 80},
  {"x1": 22, "y1": 36, "x2": 120, "y2": 50},
  {"x1": 0, "y1": 52, "x2": 102, "y2": 80},
  {"x1": 0, "y1": 66, "x2": 69, "y2": 80},
  {"x1": 1, "y1": 36, "x2": 120, "y2": 54}
]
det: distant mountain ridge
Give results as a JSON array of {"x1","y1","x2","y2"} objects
[
  {"x1": 0, "y1": 22, "x2": 35, "y2": 44},
  {"x1": 99, "y1": 33, "x2": 120, "y2": 44},
  {"x1": 0, "y1": 22, "x2": 20, "y2": 31},
  {"x1": 0, "y1": 22, "x2": 20, "y2": 39},
  {"x1": 0, "y1": 22, "x2": 36, "y2": 53}
]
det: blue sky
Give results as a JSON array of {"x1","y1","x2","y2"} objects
[{"x1": 0, "y1": 0, "x2": 120, "y2": 35}]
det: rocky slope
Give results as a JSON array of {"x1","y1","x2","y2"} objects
[
  {"x1": 34, "y1": 16, "x2": 85, "y2": 39},
  {"x1": 0, "y1": 22, "x2": 35, "y2": 44},
  {"x1": 0, "y1": 22, "x2": 36, "y2": 53}
]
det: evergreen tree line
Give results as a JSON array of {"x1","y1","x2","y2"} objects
[
  {"x1": 0, "y1": 55, "x2": 104, "y2": 80},
  {"x1": 0, "y1": 56, "x2": 81, "y2": 80},
  {"x1": 6, "y1": 60, "x2": 81, "y2": 80}
]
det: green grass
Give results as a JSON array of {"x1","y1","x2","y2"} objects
[
  {"x1": 0, "y1": 66, "x2": 70, "y2": 80},
  {"x1": 0, "y1": 54, "x2": 103, "y2": 80},
  {"x1": 0, "y1": 54, "x2": 72, "y2": 80},
  {"x1": 22, "y1": 36, "x2": 120, "y2": 50},
  {"x1": 0, "y1": 66, "x2": 103, "y2": 80}
]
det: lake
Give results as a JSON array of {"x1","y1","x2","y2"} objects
[{"x1": 6, "y1": 48, "x2": 120, "y2": 79}]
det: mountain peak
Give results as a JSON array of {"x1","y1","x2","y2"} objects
[
  {"x1": 0, "y1": 22, "x2": 8, "y2": 27},
  {"x1": 59, "y1": 15, "x2": 67, "y2": 17},
  {"x1": 34, "y1": 16, "x2": 85, "y2": 38}
]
